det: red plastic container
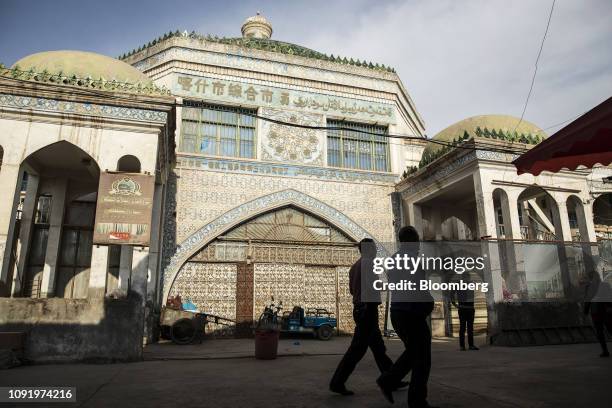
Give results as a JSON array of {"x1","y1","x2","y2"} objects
[{"x1": 254, "y1": 329, "x2": 280, "y2": 360}]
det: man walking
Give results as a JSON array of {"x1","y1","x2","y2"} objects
[
  {"x1": 451, "y1": 275, "x2": 479, "y2": 351},
  {"x1": 329, "y1": 238, "x2": 398, "y2": 396},
  {"x1": 377, "y1": 226, "x2": 437, "y2": 408}
]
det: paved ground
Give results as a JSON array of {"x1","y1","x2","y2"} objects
[{"x1": 1, "y1": 336, "x2": 611, "y2": 408}]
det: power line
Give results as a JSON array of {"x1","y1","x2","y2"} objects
[
  {"x1": 542, "y1": 111, "x2": 586, "y2": 131},
  {"x1": 514, "y1": 0, "x2": 556, "y2": 132},
  {"x1": 1, "y1": 73, "x2": 528, "y2": 156},
  {"x1": 187, "y1": 101, "x2": 530, "y2": 156}
]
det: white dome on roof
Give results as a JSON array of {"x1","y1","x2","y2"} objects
[{"x1": 241, "y1": 12, "x2": 273, "y2": 39}]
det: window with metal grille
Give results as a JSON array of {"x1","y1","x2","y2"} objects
[
  {"x1": 327, "y1": 120, "x2": 389, "y2": 171},
  {"x1": 180, "y1": 103, "x2": 256, "y2": 158}
]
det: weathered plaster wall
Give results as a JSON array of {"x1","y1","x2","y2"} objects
[{"x1": 0, "y1": 296, "x2": 144, "y2": 363}]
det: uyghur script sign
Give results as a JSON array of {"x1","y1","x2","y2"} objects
[
  {"x1": 93, "y1": 172, "x2": 155, "y2": 246},
  {"x1": 172, "y1": 74, "x2": 395, "y2": 123}
]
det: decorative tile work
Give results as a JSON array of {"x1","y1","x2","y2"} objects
[
  {"x1": 260, "y1": 108, "x2": 324, "y2": 165},
  {"x1": 337, "y1": 266, "x2": 356, "y2": 334},
  {"x1": 168, "y1": 262, "x2": 237, "y2": 337},
  {"x1": 162, "y1": 188, "x2": 390, "y2": 302},
  {"x1": 176, "y1": 155, "x2": 398, "y2": 184},
  {"x1": 0, "y1": 93, "x2": 168, "y2": 123},
  {"x1": 133, "y1": 48, "x2": 398, "y2": 95},
  {"x1": 253, "y1": 263, "x2": 305, "y2": 320},
  {"x1": 253, "y1": 264, "x2": 346, "y2": 330}
]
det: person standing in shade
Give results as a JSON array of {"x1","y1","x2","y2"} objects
[
  {"x1": 377, "y1": 226, "x2": 437, "y2": 408},
  {"x1": 451, "y1": 274, "x2": 479, "y2": 351},
  {"x1": 330, "y1": 238, "x2": 405, "y2": 396},
  {"x1": 583, "y1": 271, "x2": 612, "y2": 357}
]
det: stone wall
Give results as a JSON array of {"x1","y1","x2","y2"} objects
[{"x1": 0, "y1": 296, "x2": 144, "y2": 363}]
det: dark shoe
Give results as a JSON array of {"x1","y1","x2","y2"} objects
[
  {"x1": 330, "y1": 385, "x2": 354, "y2": 396},
  {"x1": 376, "y1": 376, "x2": 395, "y2": 404},
  {"x1": 600, "y1": 351, "x2": 610, "y2": 358},
  {"x1": 394, "y1": 380, "x2": 409, "y2": 390},
  {"x1": 460, "y1": 346, "x2": 466, "y2": 351},
  {"x1": 469, "y1": 345, "x2": 479, "y2": 350}
]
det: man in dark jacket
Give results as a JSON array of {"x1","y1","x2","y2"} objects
[
  {"x1": 329, "y1": 238, "x2": 397, "y2": 395},
  {"x1": 377, "y1": 226, "x2": 437, "y2": 408},
  {"x1": 451, "y1": 274, "x2": 479, "y2": 351}
]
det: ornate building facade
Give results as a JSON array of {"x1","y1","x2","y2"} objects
[
  {"x1": 1, "y1": 14, "x2": 609, "y2": 361},
  {"x1": 120, "y1": 14, "x2": 426, "y2": 336}
]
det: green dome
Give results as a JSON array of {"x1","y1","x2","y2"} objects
[
  {"x1": 422, "y1": 114, "x2": 547, "y2": 158},
  {"x1": 12, "y1": 50, "x2": 152, "y2": 84}
]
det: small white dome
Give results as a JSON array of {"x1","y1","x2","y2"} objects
[{"x1": 241, "y1": 12, "x2": 273, "y2": 39}]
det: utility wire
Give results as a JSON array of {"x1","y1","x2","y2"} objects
[
  {"x1": 187, "y1": 101, "x2": 530, "y2": 156},
  {"x1": 542, "y1": 111, "x2": 586, "y2": 131},
  {"x1": 514, "y1": 0, "x2": 556, "y2": 132},
  {"x1": 1, "y1": 72, "x2": 528, "y2": 156}
]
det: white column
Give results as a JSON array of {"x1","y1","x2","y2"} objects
[
  {"x1": 0, "y1": 165, "x2": 24, "y2": 295},
  {"x1": 554, "y1": 200, "x2": 573, "y2": 242},
  {"x1": 146, "y1": 183, "x2": 164, "y2": 305},
  {"x1": 12, "y1": 174, "x2": 40, "y2": 296},
  {"x1": 88, "y1": 245, "x2": 109, "y2": 298},
  {"x1": 431, "y1": 208, "x2": 443, "y2": 241},
  {"x1": 498, "y1": 189, "x2": 520, "y2": 239},
  {"x1": 131, "y1": 247, "x2": 149, "y2": 301},
  {"x1": 40, "y1": 178, "x2": 68, "y2": 297},
  {"x1": 578, "y1": 200, "x2": 597, "y2": 243},
  {"x1": 117, "y1": 246, "x2": 133, "y2": 295},
  {"x1": 407, "y1": 202, "x2": 423, "y2": 238},
  {"x1": 473, "y1": 172, "x2": 497, "y2": 238}
]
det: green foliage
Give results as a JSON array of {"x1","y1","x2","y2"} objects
[
  {"x1": 418, "y1": 128, "x2": 543, "y2": 168},
  {"x1": 117, "y1": 31, "x2": 397, "y2": 72},
  {"x1": 0, "y1": 65, "x2": 171, "y2": 96}
]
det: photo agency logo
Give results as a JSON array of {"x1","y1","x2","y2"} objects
[{"x1": 359, "y1": 241, "x2": 490, "y2": 302}]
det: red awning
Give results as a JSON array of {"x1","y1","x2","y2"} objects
[{"x1": 513, "y1": 96, "x2": 612, "y2": 175}]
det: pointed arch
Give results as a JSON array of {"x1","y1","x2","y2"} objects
[{"x1": 162, "y1": 189, "x2": 377, "y2": 302}]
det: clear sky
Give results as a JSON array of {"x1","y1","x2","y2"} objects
[{"x1": 1, "y1": 0, "x2": 611, "y2": 136}]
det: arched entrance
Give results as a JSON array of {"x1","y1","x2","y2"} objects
[
  {"x1": 517, "y1": 186, "x2": 561, "y2": 241},
  {"x1": 168, "y1": 204, "x2": 364, "y2": 337},
  {"x1": 4, "y1": 141, "x2": 100, "y2": 298},
  {"x1": 593, "y1": 193, "x2": 612, "y2": 239}
]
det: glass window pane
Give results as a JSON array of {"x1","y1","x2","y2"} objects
[
  {"x1": 200, "y1": 137, "x2": 216, "y2": 155},
  {"x1": 183, "y1": 108, "x2": 199, "y2": 121},
  {"x1": 201, "y1": 108, "x2": 217, "y2": 123},
  {"x1": 76, "y1": 230, "x2": 93, "y2": 266},
  {"x1": 60, "y1": 229, "x2": 78, "y2": 266},
  {"x1": 327, "y1": 120, "x2": 388, "y2": 171},
  {"x1": 240, "y1": 141, "x2": 253, "y2": 158},
  {"x1": 240, "y1": 113, "x2": 255, "y2": 127},
  {"x1": 28, "y1": 227, "x2": 49, "y2": 266},
  {"x1": 182, "y1": 121, "x2": 198, "y2": 134},
  {"x1": 182, "y1": 135, "x2": 196, "y2": 153},
  {"x1": 181, "y1": 104, "x2": 256, "y2": 158}
]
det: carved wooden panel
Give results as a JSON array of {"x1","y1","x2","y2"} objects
[{"x1": 235, "y1": 262, "x2": 254, "y2": 337}]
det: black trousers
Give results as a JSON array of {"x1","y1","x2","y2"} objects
[
  {"x1": 458, "y1": 307, "x2": 475, "y2": 348},
  {"x1": 380, "y1": 309, "x2": 431, "y2": 407},
  {"x1": 330, "y1": 304, "x2": 392, "y2": 387},
  {"x1": 593, "y1": 318, "x2": 611, "y2": 353}
]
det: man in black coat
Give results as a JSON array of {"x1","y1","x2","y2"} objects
[
  {"x1": 377, "y1": 226, "x2": 437, "y2": 408},
  {"x1": 329, "y1": 238, "x2": 405, "y2": 395}
]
